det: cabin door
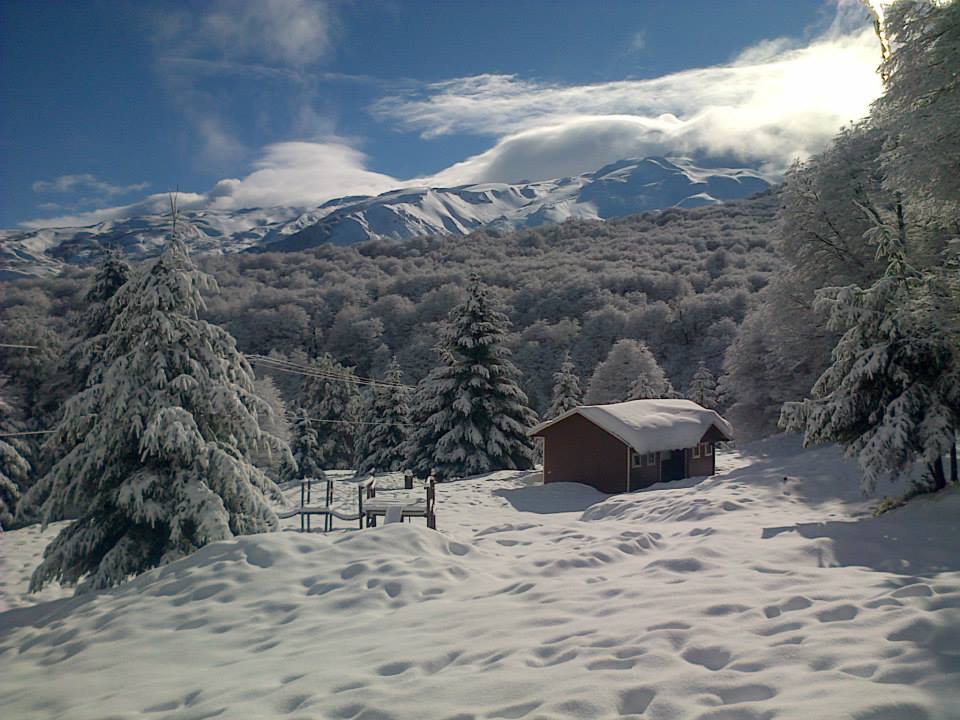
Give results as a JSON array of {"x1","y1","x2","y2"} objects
[{"x1": 660, "y1": 449, "x2": 685, "y2": 482}]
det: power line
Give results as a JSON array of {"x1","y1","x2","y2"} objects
[
  {"x1": 251, "y1": 354, "x2": 407, "y2": 388},
  {"x1": 0, "y1": 343, "x2": 41, "y2": 350},
  {"x1": 249, "y1": 354, "x2": 411, "y2": 390},
  {"x1": 284, "y1": 412, "x2": 411, "y2": 428},
  {"x1": 0, "y1": 430, "x2": 55, "y2": 438}
]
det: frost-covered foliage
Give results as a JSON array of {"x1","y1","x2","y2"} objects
[
  {"x1": 252, "y1": 376, "x2": 293, "y2": 481},
  {"x1": 686, "y1": 362, "x2": 719, "y2": 409},
  {"x1": 355, "y1": 358, "x2": 411, "y2": 474},
  {"x1": 406, "y1": 275, "x2": 538, "y2": 480},
  {"x1": 0, "y1": 378, "x2": 30, "y2": 529},
  {"x1": 585, "y1": 339, "x2": 671, "y2": 404},
  {"x1": 300, "y1": 353, "x2": 359, "y2": 469},
  {"x1": 288, "y1": 406, "x2": 322, "y2": 480},
  {"x1": 725, "y1": 2, "x2": 959, "y2": 441},
  {"x1": 85, "y1": 252, "x2": 132, "y2": 337},
  {"x1": 723, "y1": 123, "x2": 889, "y2": 438},
  {"x1": 2, "y1": 197, "x2": 776, "y2": 441},
  {"x1": 23, "y1": 237, "x2": 290, "y2": 593},
  {"x1": 780, "y1": 229, "x2": 960, "y2": 492},
  {"x1": 545, "y1": 352, "x2": 582, "y2": 419},
  {"x1": 874, "y1": 0, "x2": 960, "y2": 223}
]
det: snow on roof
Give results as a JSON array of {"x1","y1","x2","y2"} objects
[{"x1": 530, "y1": 399, "x2": 733, "y2": 455}]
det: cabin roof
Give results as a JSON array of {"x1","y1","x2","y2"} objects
[{"x1": 530, "y1": 398, "x2": 733, "y2": 455}]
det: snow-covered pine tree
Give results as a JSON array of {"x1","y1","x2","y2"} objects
[
  {"x1": 406, "y1": 274, "x2": 538, "y2": 480},
  {"x1": 355, "y1": 358, "x2": 411, "y2": 474},
  {"x1": 23, "y1": 236, "x2": 290, "y2": 592},
  {"x1": 87, "y1": 252, "x2": 132, "y2": 335},
  {"x1": 0, "y1": 378, "x2": 30, "y2": 530},
  {"x1": 686, "y1": 362, "x2": 719, "y2": 409},
  {"x1": 288, "y1": 405, "x2": 323, "y2": 480},
  {"x1": 65, "y1": 252, "x2": 133, "y2": 391},
  {"x1": 780, "y1": 227, "x2": 960, "y2": 492},
  {"x1": 405, "y1": 366, "x2": 448, "y2": 479},
  {"x1": 586, "y1": 339, "x2": 671, "y2": 404},
  {"x1": 252, "y1": 375, "x2": 293, "y2": 481},
  {"x1": 546, "y1": 352, "x2": 582, "y2": 419},
  {"x1": 300, "y1": 353, "x2": 359, "y2": 469}
]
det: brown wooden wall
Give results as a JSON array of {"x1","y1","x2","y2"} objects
[
  {"x1": 688, "y1": 449, "x2": 715, "y2": 477},
  {"x1": 629, "y1": 456, "x2": 660, "y2": 490},
  {"x1": 535, "y1": 417, "x2": 729, "y2": 494},
  {"x1": 534, "y1": 413, "x2": 629, "y2": 494}
]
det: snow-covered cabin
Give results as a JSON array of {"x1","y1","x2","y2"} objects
[{"x1": 530, "y1": 399, "x2": 733, "y2": 493}]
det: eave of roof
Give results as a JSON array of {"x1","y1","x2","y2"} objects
[{"x1": 530, "y1": 399, "x2": 733, "y2": 456}]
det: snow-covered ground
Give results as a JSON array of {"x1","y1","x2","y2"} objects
[{"x1": 2, "y1": 436, "x2": 959, "y2": 719}]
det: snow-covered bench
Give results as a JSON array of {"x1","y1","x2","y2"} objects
[
  {"x1": 364, "y1": 476, "x2": 437, "y2": 530},
  {"x1": 277, "y1": 475, "x2": 376, "y2": 532}
]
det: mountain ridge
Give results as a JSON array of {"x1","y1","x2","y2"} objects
[{"x1": 1, "y1": 156, "x2": 771, "y2": 278}]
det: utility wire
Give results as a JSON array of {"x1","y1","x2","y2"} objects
[
  {"x1": 251, "y1": 354, "x2": 406, "y2": 388},
  {"x1": 0, "y1": 430, "x2": 56, "y2": 438},
  {"x1": 249, "y1": 354, "x2": 412, "y2": 390},
  {"x1": 284, "y1": 412, "x2": 412, "y2": 428},
  {"x1": 0, "y1": 343, "x2": 41, "y2": 350}
]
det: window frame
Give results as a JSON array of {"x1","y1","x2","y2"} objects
[
  {"x1": 692, "y1": 443, "x2": 701, "y2": 459},
  {"x1": 631, "y1": 451, "x2": 643, "y2": 468},
  {"x1": 704, "y1": 442, "x2": 713, "y2": 456}
]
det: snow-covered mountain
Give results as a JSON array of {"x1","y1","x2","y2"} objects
[{"x1": 1, "y1": 157, "x2": 770, "y2": 278}]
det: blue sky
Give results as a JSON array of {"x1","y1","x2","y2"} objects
[{"x1": 0, "y1": 1, "x2": 884, "y2": 228}]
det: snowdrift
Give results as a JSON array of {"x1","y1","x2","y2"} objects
[{"x1": 2, "y1": 439, "x2": 959, "y2": 719}]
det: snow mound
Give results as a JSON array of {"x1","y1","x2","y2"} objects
[{"x1": 2, "y1": 448, "x2": 959, "y2": 720}]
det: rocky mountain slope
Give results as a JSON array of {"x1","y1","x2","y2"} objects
[{"x1": 1, "y1": 156, "x2": 770, "y2": 278}]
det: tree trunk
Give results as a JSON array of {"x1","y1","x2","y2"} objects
[
  {"x1": 951, "y1": 442, "x2": 958, "y2": 484},
  {"x1": 929, "y1": 457, "x2": 947, "y2": 492}
]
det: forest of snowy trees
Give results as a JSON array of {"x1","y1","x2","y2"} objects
[{"x1": 0, "y1": 0, "x2": 956, "y2": 589}]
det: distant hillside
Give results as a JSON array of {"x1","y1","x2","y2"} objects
[
  {"x1": 2, "y1": 192, "x2": 781, "y2": 415},
  {"x1": 0, "y1": 157, "x2": 770, "y2": 279}
]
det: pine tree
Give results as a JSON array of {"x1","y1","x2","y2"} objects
[
  {"x1": 252, "y1": 376, "x2": 293, "y2": 481},
  {"x1": 0, "y1": 378, "x2": 30, "y2": 530},
  {"x1": 586, "y1": 339, "x2": 671, "y2": 404},
  {"x1": 66, "y1": 252, "x2": 133, "y2": 392},
  {"x1": 288, "y1": 405, "x2": 324, "y2": 480},
  {"x1": 406, "y1": 274, "x2": 538, "y2": 480},
  {"x1": 686, "y1": 362, "x2": 719, "y2": 409},
  {"x1": 301, "y1": 353, "x2": 359, "y2": 469},
  {"x1": 356, "y1": 358, "x2": 411, "y2": 474},
  {"x1": 781, "y1": 229, "x2": 960, "y2": 492},
  {"x1": 405, "y1": 366, "x2": 448, "y2": 479},
  {"x1": 546, "y1": 352, "x2": 582, "y2": 419},
  {"x1": 23, "y1": 237, "x2": 290, "y2": 592}
]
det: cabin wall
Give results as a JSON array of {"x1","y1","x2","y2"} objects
[
  {"x1": 688, "y1": 448, "x2": 715, "y2": 477},
  {"x1": 688, "y1": 427, "x2": 725, "y2": 477},
  {"x1": 629, "y1": 457, "x2": 660, "y2": 490},
  {"x1": 536, "y1": 414, "x2": 629, "y2": 494}
]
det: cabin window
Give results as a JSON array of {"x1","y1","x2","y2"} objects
[
  {"x1": 704, "y1": 442, "x2": 713, "y2": 456},
  {"x1": 646, "y1": 452, "x2": 656, "y2": 465},
  {"x1": 692, "y1": 444, "x2": 701, "y2": 459},
  {"x1": 631, "y1": 451, "x2": 643, "y2": 468}
]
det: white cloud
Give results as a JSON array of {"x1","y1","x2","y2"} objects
[
  {"x1": 20, "y1": 193, "x2": 208, "y2": 230},
  {"x1": 205, "y1": 141, "x2": 399, "y2": 210},
  {"x1": 21, "y1": 141, "x2": 397, "y2": 229},
  {"x1": 149, "y1": 0, "x2": 340, "y2": 175},
  {"x1": 32, "y1": 174, "x2": 150, "y2": 196},
  {"x1": 154, "y1": 0, "x2": 336, "y2": 69},
  {"x1": 21, "y1": 5, "x2": 887, "y2": 228},
  {"x1": 628, "y1": 30, "x2": 647, "y2": 54},
  {"x1": 375, "y1": 20, "x2": 883, "y2": 180}
]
